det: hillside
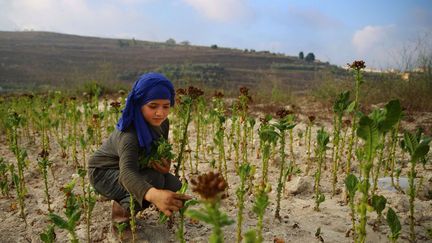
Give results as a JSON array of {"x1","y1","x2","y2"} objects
[{"x1": 0, "y1": 31, "x2": 346, "y2": 92}]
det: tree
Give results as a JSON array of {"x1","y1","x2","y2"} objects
[
  {"x1": 299, "y1": 51, "x2": 304, "y2": 60},
  {"x1": 166, "y1": 38, "x2": 176, "y2": 45},
  {"x1": 305, "y1": 52, "x2": 315, "y2": 62},
  {"x1": 211, "y1": 44, "x2": 218, "y2": 49},
  {"x1": 180, "y1": 40, "x2": 190, "y2": 46}
]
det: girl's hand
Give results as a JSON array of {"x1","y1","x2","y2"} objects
[
  {"x1": 151, "y1": 158, "x2": 171, "y2": 174},
  {"x1": 144, "y1": 188, "x2": 192, "y2": 216}
]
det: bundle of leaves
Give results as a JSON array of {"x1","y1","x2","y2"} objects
[{"x1": 139, "y1": 137, "x2": 174, "y2": 167}]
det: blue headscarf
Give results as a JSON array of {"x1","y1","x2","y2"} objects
[{"x1": 116, "y1": 73, "x2": 175, "y2": 154}]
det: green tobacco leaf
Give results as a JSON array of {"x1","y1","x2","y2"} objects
[
  {"x1": 184, "y1": 199, "x2": 199, "y2": 208},
  {"x1": 379, "y1": 100, "x2": 402, "y2": 133},
  {"x1": 158, "y1": 211, "x2": 169, "y2": 224},
  {"x1": 317, "y1": 127, "x2": 329, "y2": 148},
  {"x1": 219, "y1": 213, "x2": 235, "y2": 226},
  {"x1": 386, "y1": 207, "x2": 401, "y2": 238},
  {"x1": 333, "y1": 91, "x2": 351, "y2": 114},
  {"x1": 259, "y1": 126, "x2": 279, "y2": 143},
  {"x1": 371, "y1": 195, "x2": 387, "y2": 215},
  {"x1": 239, "y1": 163, "x2": 252, "y2": 180},
  {"x1": 345, "y1": 174, "x2": 359, "y2": 196},
  {"x1": 253, "y1": 190, "x2": 269, "y2": 214},
  {"x1": 403, "y1": 132, "x2": 417, "y2": 156},
  {"x1": 244, "y1": 229, "x2": 259, "y2": 243},
  {"x1": 413, "y1": 142, "x2": 430, "y2": 162},
  {"x1": 69, "y1": 209, "x2": 82, "y2": 224},
  {"x1": 39, "y1": 224, "x2": 55, "y2": 243},
  {"x1": 180, "y1": 199, "x2": 199, "y2": 214},
  {"x1": 357, "y1": 116, "x2": 379, "y2": 159},
  {"x1": 317, "y1": 193, "x2": 325, "y2": 204},
  {"x1": 185, "y1": 209, "x2": 212, "y2": 224},
  {"x1": 114, "y1": 222, "x2": 128, "y2": 232},
  {"x1": 49, "y1": 213, "x2": 69, "y2": 230},
  {"x1": 346, "y1": 101, "x2": 356, "y2": 113},
  {"x1": 179, "y1": 182, "x2": 188, "y2": 194}
]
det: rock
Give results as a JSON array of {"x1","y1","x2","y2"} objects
[
  {"x1": 393, "y1": 196, "x2": 410, "y2": 213},
  {"x1": 417, "y1": 175, "x2": 432, "y2": 201},
  {"x1": 286, "y1": 176, "x2": 313, "y2": 196}
]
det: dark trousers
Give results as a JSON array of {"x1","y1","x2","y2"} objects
[{"x1": 88, "y1": 167, "x2": 182, "y2": 212}]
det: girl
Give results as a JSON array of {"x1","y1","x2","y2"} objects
[{"x1": 88, "y1": 73, "x2": 190, "y2": 236}]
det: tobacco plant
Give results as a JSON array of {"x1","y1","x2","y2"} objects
[
  {"x1": 371, "y1": 194, "x2": 387, "y2": 224},
  {"x1": 258, "y1": 116, "x2": 279, "y2": 186},
  {"x1": 248, "y1": 117, "x2": 256, "y2": 153},
  {"x1": 253, "y1": 186, "x2": 270, "y2": 242},
  {"x1": 40, "y1": 224, "x2": 56, "y2": 243},
  {"x1": 238, "y1": 87, "x2": 252, "y2": 166},
  {"x1": 0, "y1": 157, "x2": 11, "y2": 197},
  {"x1": 331, "y1": 91, "x2": 351, "y2": 195},
  {"x1": 174, "y1": 87, "x2": 204, "y2": 177},
  {"x1": 228, "y1": 102, "x2": 239, "y2": 163},
  {"x1": 214, "y1": 114, "x2": 227, "y2": 179},
  {"x1": 176, "y1": 183, "x2": 199, "y2": 243},
  {"x1": 346, "y1": 60, "x2": 366, "y2": 173},
  {"x1": 386, "y1": 207, "x2": 401, "y2": 243},
  {"x1": 273, "y1": 109, "x2": 296, "y2": 220},
  {"x1": 38, "y1": 149, "x2": 52, "y2": 212},
  {"x1": 139, "y1": 137, "x2": 175, "y2": 167},
  {"x1": 314, "y1": 128, "x2": 329, "y2": 211},
  {"x1": 244, "y1": 184, "x2": 271, "y2": 243},
  {"x1": 6, "y1": 110, "x2": 28, "y2": 223},
  {"x1": 355, "y1": 99, "x2": 401, "y2": 242},
  {"x1": 389, "y1": 117, "x2": 402, "y2": 189},
  {"x1": 186, "y1": 172, "x2": 233, "y2": 243},
  {"x1": 66, "y1": 97, "x2": 81, "y2": 167},
  {"x1": 345, "y1": 173, "x2": 358, "y2": 240},
  {"x1": 305, "y1": 115, "x2": 315, "y2": 175},
  {"x1": 194, "y1": 96, "x2": 206, "y2": 169},
  {"x1": 371, "y1": 100, "x2": 402, "y2": 195},
  {"x1": 231, "y1": 102, "x2": 241, "y2": 169},
  {"x1": 49, "y1": 179, "x2": 82, "y2": 243},
  {"x1": 287, "y1": 113, "x2": 296, "y2": 168},
  {"x1": 400, "y1": 129, "x2": 431, "y2": 242},
  {"x1": 77, "y1": 167, "x2": 97, "y2": 243},
  {"x1": 236, "y1": 163, "x2": 251, "y2": 242}
]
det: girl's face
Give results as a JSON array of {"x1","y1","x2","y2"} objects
[{"x1": 141, "y1": 99, "x2": 171, "y2": 126}]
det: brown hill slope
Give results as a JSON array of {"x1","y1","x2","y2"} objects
[{"x1": 0, "y1": 31, "x2": 345, "y2": 91}]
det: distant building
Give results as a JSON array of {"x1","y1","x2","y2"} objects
[{"x1": 401, "y1": 72, "x2": 410, "y2": 81}]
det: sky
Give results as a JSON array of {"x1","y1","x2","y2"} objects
[{"x1": 0, "y1": 0, "x2": 431, "y2": 70}]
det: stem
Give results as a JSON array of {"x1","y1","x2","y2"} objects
[
  {"x1": 372, "y1": 135, "x2": 386, "y2": 195},
  {"x1": 357, "y1": 145, "x2": 374, "y2": 243},
  {"x1": 178, "y1": 214, "x2": 185, "y2": 243},
  {"x1": 408, "y1": 159, "x2": 416, "y2": 243},
  {"x1": 314, "y1": 148, "x2": 323, "y2": 211},
  {"x1": 289, "y1": 129, "x2": 295, "y2": 168},
  {"x1": 275, "y1": 130, "x2": 286, "y2": 219},
  {"x1": 195, "y1": 114, "x2": 201, "y2": 173},
  {"x1": 347, "y1": 70, "x2": 362, "y2": 174},
  {"x1": 390, "y1": 121, "x2": 400, "y2": 189},
  {"x1": 332, "y1": 116, "x2": 342, "y2": 196},
  {"x1": 306, "y1": 124, "x2": 312, "y2": 175},
  {"x1": 349, "y1": 196, "x2": 356, "y2": 240},
  {"x1": 236, "y1": 173, "x2": 247, "y2": 243},
  {"x1": 175, "y1": 102, "x2": 192, "y2": 177}
]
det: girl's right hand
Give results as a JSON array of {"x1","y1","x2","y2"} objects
[
  {"x1": 144, "y1": 187, "x2": 192, "y2": 216},
  {"x1": 151, "y1": 158, "x2": 171, "y2": 174}
]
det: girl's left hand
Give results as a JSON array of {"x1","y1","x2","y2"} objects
[{"x1": 151, "y1": 158, "x2": 171, "y2": 174}]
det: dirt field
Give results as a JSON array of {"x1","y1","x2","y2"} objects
[{"x1": 0, "y1": 97, "x2": 431, "y2": 243}]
